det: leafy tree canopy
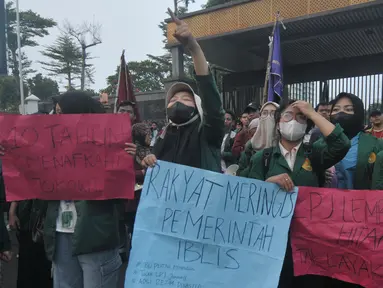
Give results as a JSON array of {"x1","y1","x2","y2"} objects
[
  {"x1": 0, "y1": 76, "x2": 28, "y2": 113},
  {"x1": 39, "y1": 35, "x2": 82, "y2": 89},
  {"x1": 6, "y1": 1, "x2": 56, "y2": 77},
  {"x1": 27, "y1": 73, "x2": 59, "y2": 101}
]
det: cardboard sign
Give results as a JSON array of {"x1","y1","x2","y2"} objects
[
  {"x1": 291, "y1": 186, "x2": 383, "y2": 288},
  {"x1": 125, "y1": 161, "x2": 298, "y2": 288},
  {"x1": 0, "y1": 114, "x2": 135, "y2": 201}
]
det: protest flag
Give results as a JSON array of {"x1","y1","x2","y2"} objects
[
  {"x1": 263, "y1": 13, "x2": 284, "y2": 104},
  {"x1": 114, "y1": 50, "x2": 140, "y2": 122}
]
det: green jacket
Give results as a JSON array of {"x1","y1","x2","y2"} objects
[
  {"x1": 195, "y1": 74, "x2": 225, "y2": 172},
  {"x1": 44, "y1": 200, "x2": 120, "y2": 261},
  {"x1": 155, "y1": 74, "x2": 224, "y2": 172},
  {"x1": 356, "y1": 132, "x2": 383, "y2": 190},
  {"x1": 237, "y1": 141, "x2": 255, "y2": 177},
  {"x1": 247, "y1": 125, "x2": 350, "y2": 186}
]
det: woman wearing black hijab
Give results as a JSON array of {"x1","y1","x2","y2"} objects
[
  {"x1": 43, "y1": 91, "x2": 134, "y2": 288},
  {"x1": 325, "y1": 92, "x2": 383, "y2": 288},
  {"x1": 330, "y1": 92, "x2": 383, "y2": 190}
]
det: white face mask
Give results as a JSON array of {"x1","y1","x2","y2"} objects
[{"x1": 279, "y1": 120, "x2": 307, "y2": 141}]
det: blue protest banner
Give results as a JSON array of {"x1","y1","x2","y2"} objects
[{"x1": 125, "y1": 161, "x2": 298, "y2": 288}]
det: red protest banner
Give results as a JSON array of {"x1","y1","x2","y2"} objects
[
  {"x1": 291, "y1": 186, "x2": 383, "y2": 288},
  {"x1": 0, "y1": 114, "x2": 135, "y2": 201}
]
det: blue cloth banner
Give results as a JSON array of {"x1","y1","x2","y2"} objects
[
  {"x1": 125, "y1": 161, "x2": 298, "y2": 288},
  {"x1": 268, "y1": 21, "x2": 283, "y2": 102}
]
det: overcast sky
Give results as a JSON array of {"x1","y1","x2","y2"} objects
[{"x1": 18, "y1": 0, "x2": 206, "y2": 91}]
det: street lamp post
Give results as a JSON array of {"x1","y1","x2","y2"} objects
[{"x1": 16, "y1": 0, "x2": 25, "y2": 115}]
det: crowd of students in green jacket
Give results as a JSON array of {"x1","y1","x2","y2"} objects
[{"x1": 1, "y1": 10, "x2": 382, "y2": 288}]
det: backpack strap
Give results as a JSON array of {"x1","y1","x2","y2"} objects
[
  {"x1": 262, "y1": 147, "x2": 274, "y2": 180},
  {"x1": 302, "y1": 143, "x2": 325, "y2": 187}
]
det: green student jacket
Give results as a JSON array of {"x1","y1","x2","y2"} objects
[
  {"x1": 237, "y1": 141, "x2": 255, "y2": 177},
  {"x1": 194, "y1": 73, "x2": 226, "y2": 172},
  {"x1": 43, "y1": 74, "x2": 224, "y2": 261},
  {"x1": 357, "y1": 132, "x2": 383, "y2": 190},
  {"x1": 44, "y1": 200, "x2": 120, "y2": 261},
  {"x1": 247, "y1": 125, "x2": 350, "y2": 186}
]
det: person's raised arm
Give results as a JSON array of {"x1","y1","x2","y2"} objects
[
  {"x1": 292, "y1": 101, "x2": 335, "y2": 137},
  {"x1": 168, "y1": 8, "x2": 208, "y2": 75},
  {"x1": 292, "y1": 101, "x2": 350, "y2": 169},
  {"x1": 168, "y1": 8, "x2": 224, "y2": 148}
]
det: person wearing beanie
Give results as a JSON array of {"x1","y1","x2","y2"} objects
[{"x1": 141, "y1": 9, "x2": 224, "y2": 172}]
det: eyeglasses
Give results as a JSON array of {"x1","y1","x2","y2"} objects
[
  {"x1": 260, "y1": 110, "x2": 275, "y2": 119},
  {"x1": 281, "y1": 111, "x2": 307, "y2": 124}
]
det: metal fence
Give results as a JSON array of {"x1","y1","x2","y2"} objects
[{"x1": 223, "y1": 74, "x2": 383, "y2": 116}]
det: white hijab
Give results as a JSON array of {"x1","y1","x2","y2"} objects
[{"x1": 251, "y1": 102, "x2": 279, "y2": 151}]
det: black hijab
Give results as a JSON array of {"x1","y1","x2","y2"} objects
[
  {"x1": 153, "y1": 119, "x2": 201, "y2": 169},
  {"x1": 330, "y1": 92, "x2": 365, "y2": 139},
  {"x1": 58, "y1": 91, "x2": 105, "y2": 114}
]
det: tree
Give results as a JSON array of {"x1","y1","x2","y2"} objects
[
  {"x1": 7, "y1": 50, "x2": 36, "y2": 79},
  {"x1": 203, "y1": 0, "x2": 239, "y2": 8},
  {"x1": 83, "y1": 88, "x2": 98, "y2": 96},
  {"x1": 103, "y1": 60, "x2": 170, "y2": 94},
  {"x1": 6, "y1": 1, "x2": 56, "y2": 77},
  {"x1": 0, "y1": 76, "x2": 28, "y2": 113},
  {"x1": 63, "y1": 21, "x2": 102, "y2": 90},
  {"x1": 102, "y1": 2, "x2": 193, "y2": 93},
  {"x1": 173, "y1": 0, "x2": 195, "y2": 15},
  {"x1": 27, "y1": 73, "x2": 59, "y2": 100},
  {"x1": 39, "y1": 34, "x2": 82, "y2": 89},
  {"x1": 129, "y1": 60, "x2": 170, "y2": 91},
  {"x1": 153, "y1": 4, "x2": 194, "y2": 78}
]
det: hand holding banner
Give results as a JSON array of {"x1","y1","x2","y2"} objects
[{"x1": 125, "y1": 161, "x2": 298, "y2": 288}]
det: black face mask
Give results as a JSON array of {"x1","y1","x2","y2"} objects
[
  {"x1": 167, "y1": 102, "x2": 197, "y2": 124},
  {"x1": 331, "y1": 112, "x2": 361, "y2": 139}
]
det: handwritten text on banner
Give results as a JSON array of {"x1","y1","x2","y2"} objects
[
  {"x1": 125, "y1": 160, "x2": 298, "y2": 288},
  {"x1": 0, "y1": 114, "x2": 134, "y2": 201},
  {"x1": 291, "y1": 186, "x2": 383, "y2": 288}
]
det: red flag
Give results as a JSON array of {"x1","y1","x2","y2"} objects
[{"x1": 115, "y1": 50, "x2": 140, "y2": 122}]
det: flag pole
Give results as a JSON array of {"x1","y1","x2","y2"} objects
[
  {"x1": 114, "y1": 50, "x2": 125, "y2": 113},
  {"x1": 262, "y1": 13, "x2": 279, "y2": 105},
  {"x1": 16, "y1": 0, "x2": 25, "y2": 115}
]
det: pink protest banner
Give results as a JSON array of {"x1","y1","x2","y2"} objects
[
  {"x1": 291, "y1": 186, "x2": 383, "y2": 288},
  {"x1": 0, "y1": 113, "x2": 135, "y2": 201}
]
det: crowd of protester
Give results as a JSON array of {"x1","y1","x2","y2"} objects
[{"x1": 0, "y1": 10, "x2": 383, "y2": 288}]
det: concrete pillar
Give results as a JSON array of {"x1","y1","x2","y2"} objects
[{"x1": 171, "y1": 46, "x2": 185, "y2": 79}]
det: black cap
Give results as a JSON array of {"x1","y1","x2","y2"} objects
[
  {"x1": 370, "y1": 110, "x2": 382, "y2": 117},
  {"x1": 244, "y1": 102, "x2": 259, "y2": 113}
]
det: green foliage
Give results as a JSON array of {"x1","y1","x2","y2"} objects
[
  {"x1": 0, "y1": 76, "x2": 28, "y2": 113},
  {"x1": 39, "y1": 35, "x2": 82, "y2": 89},
  {"x1": 129, "y1": 60, "x2": 170, "y2": 91},
  {"x1": 103, "y1": 59, "x2": 170, "y2": 94},
  {"x1": 204, "y1": 0, "x2": 240, "y2": 8},
  {"x1": 83, "y1": 88, "x2": 98, "y2": 96},
  {"x1": 27, "y1": 73, "x2": 59, "y2": 101},
  {"x1": 103, "y1": 1, "x2": 196, "y2": 94},
  {"x1": 6, "y1": 1, "x2": 56, "y2": 77}
]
